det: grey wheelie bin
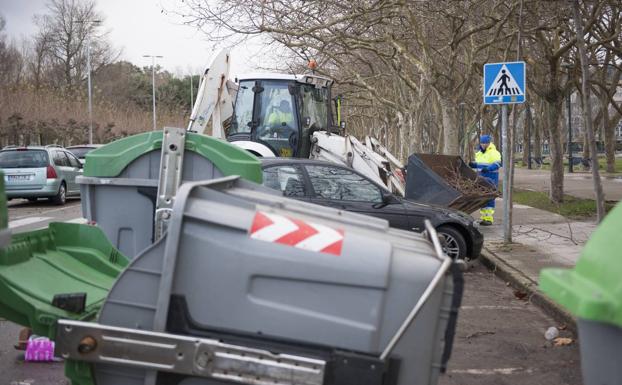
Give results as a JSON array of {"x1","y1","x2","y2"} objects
[
  {"x1": 540, "y1": 203, "x2": 622, "y2": 385},
  {"x1": 405, "y1": 154, "x2": 498, "y2": 214},
  {"x1": 77, "y1": 129, "x2": 262, "y2": 258},
  {"x1": 53, "y1": 175, "x2": 463, "y2": 385}
]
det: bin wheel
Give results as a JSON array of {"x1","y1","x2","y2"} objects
[
  {"x1": 51, "y1": 182, "x2": 66, "y2": 205},
  {"x1": 437, "y1": 226, "x2": 467, "y2": 260}
]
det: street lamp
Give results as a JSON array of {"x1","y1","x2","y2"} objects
[
  {"x1": 143, "y1": 55, "x2": 164, "y2": 130},
  {"x1": 76, "y1": 19, "x2": 101, "y2": 144},
  {"x1": 561, "y1": 62, "x2": 574, "y2": 173}
]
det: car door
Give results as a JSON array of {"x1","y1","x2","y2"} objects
[
  {"x1": 64, "y1": 151, "x2": 83, "y2": 194},
  {"x1": 261, "y1": 164, "x2": 309, "y2": 202},
  {"x1": 52, "y1": 151, "x2": 74, "y2": 192},
  {"x1": 304, "y1": 164, "x2": 409, "y2": 229}
]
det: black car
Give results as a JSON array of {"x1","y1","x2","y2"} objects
[{"x1": 261, "y1": 158, "x2": 483, "y2": 260}]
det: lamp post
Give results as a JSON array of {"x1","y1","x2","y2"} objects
[
  {"x1": 76, "y1": 19, "x2": 101, "y2": 144},
  {"x1": 143, "y1": 55, "x2": 164, "y2": 130},
  {"x1": 561, "y1": 62, "x2": 574, "y2": 173}
]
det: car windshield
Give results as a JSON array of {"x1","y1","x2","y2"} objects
[
  {"x1": 68, "y1": 147, "x2": 96, "y2": 158},
  {"x1": 0, "y1": 150, "x2": 49, "y2": 168}
]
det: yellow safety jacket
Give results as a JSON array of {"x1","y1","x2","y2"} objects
[{"x1": 474, "y1": 143, "x2": 502, "y2": 184}]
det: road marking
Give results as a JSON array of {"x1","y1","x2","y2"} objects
[
  {"x1": 450, "y1": 367, "x2": 533, "y2": 375},
  {"x1": 8, "y1": 216, "x2": 52, "y2": 229}
]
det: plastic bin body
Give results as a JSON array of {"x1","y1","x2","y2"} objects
[
  {"x1": 405, "y1": 154, "x2": 497, "y2": 213},
  {"x1": 577, "y1": 319, "x2": 622, "y2": 385},
  {"x1": 540, "y1": 203, "x2": 622, "y2": 385},
  {"x1": 0, "y1": 223, "x2": 128, "y2": 338},
  {"x1": 78, "y1": 130, "x2": 262, "y2": 258},
  {"x1": 91, "y1": 177, "x2": 458, "y2": 385}
]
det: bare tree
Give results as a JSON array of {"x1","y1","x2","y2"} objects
[
  {"x1": 572, "y1": 0, "x2": 606, "y2": 222},
  {"x1": 34, "y1": 0, "x2": 117, "y2": 91}
]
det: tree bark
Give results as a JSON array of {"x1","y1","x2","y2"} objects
[
  {"x1": 440, "y1": 98, "x2": 460, "y2": 155},
  {"x1": 572, "y1": 0, "x2": 606, "y2": 222},
  {"x1": 523, "y1": 103, "x2": 533, "y2": 166},
  {"x1": 546, "y1": 100, "x2": 564, "y2": 203},
  {"x1": 534, "y1": 108, "x2": 542, "y2": 160}
]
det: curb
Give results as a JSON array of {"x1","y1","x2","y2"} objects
[{"x1": 479, "y1": 246, "x2": 577, "y2": 335}]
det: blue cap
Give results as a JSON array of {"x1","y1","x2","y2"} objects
[{"x1": 480, "y1": 135, "x2": 491, "y2": 144}]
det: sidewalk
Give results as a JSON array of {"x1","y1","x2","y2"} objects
[{"x1": 475, "y1": 199, "x2": 598, "y2": 330}]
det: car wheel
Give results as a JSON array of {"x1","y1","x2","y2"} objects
[
  {"x1": 52, "y1": 182, "x2": 66, "y2": 205},
  {"x1": 437, "y1": 226, "x2": 467, "y2": 260}
]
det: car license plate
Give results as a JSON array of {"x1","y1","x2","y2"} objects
[{"x1": 8, "y1": 174, "x2": 32, "y2": 181}]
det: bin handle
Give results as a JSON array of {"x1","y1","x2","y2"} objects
[{"x1": 379, "y1": 220, "x2": 452, "y2": 361}]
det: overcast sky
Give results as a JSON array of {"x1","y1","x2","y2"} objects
[{"x1": 0, "y1": 0, "x2": 271, "y2": 77}]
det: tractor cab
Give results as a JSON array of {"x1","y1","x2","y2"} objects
[{"x1": 227, "y1": 74, "x2": 340, "y2": 158}]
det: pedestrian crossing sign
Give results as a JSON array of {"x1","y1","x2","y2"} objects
[{"x1": 483, "y1": 61, "x2": 526, "y2": 104}]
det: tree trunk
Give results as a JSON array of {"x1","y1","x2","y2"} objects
[
  {"x1": 493, "y1": 107, "x2": 501, "y2": 149},
  {"x1": 546, "y1": 100, "x2": 564, "y2": 203},
  {"x1": 534, "y1": 108, "x2": 542, "y2": 160},
  {"x1": 440, "y1": 98, "x2": 459, "y2": 154},
  {"x1": 522, "y1": 103, "x2": 533, "y2": 166},
  {"x1": 602, "y1": 97, "x2": 617, "y2": 173},
  {"x1": 583, "y1": 129, "x2": 590, "y2": 161},
  {"x1": 572, "y1": 0, "x2": 606, "y2": 222}
]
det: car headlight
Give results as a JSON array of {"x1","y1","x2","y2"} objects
[{"x1": 472, "y1": 220, "x2": 480, "y2": 229}]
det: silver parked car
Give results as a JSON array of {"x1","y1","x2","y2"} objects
[
  {"x1": 66, "y1": 144, "x2": 103, "y2": 164},
  {"x1": 0, "y1": 145, "x2": 83, "y2": 205}
]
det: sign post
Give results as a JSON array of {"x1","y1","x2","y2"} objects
[{"x1": 483, "y1": 61, "x2": 526, "y2": 243}]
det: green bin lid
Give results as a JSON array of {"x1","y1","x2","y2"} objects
[
  {"x1": 539, "y1": 203, "x2": 622, "y2": 327},
  {"x1": 83, "y1": 131, "x2": 262, "y2": 183}
]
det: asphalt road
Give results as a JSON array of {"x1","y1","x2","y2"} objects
[{"x1": 1, "y1": 200, "x2": 581, "y2": 385}]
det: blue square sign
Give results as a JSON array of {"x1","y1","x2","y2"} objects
[{"x1": 483, "y1": 61, "x2": 526, "y2": 104}]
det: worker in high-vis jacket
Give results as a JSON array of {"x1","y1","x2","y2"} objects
[
  {"x1": 469, "y1": 135, "x2": 502, "y2": 226},
  {"x1": 266, "y1": 100, "x2": 294, "y2": 128}
]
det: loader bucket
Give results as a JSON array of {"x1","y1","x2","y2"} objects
[{"x1": 405, "y1": 154, "x2": 498, "y2": 214}]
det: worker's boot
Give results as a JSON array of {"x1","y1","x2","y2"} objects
[{"x1": 479, "y1": 208, "x2": 494, "y2": 226}]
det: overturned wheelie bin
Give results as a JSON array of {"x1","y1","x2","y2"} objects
[
  {"x1": 0, "y1": 130, "x2": 464, "y2": 385},
  {"x1": 405, "y1": 154, "x2": 498, "y2": 214},
  {"x1": 78, "y1": 128, "x2": 262, "y2": 258}
]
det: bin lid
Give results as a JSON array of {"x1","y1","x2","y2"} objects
[
  {"x1": 539, "y1": 203, "x2": 622, "y2": 327},
  {"x1": 84, "y1": 130, "x2": 262, "y2": 183}
]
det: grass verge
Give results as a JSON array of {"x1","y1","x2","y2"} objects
[{"x1": 513, "y1": 189, "x2": 617, "y2": 219}]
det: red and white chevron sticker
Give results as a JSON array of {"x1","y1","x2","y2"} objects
[{"x1": 249, "y1": 211, "x2": 344, "y2": 256}]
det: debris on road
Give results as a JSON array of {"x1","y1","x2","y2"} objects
[
  {"x1": 553, "y1": 337, "x2": 574, "y2": 346},
  {"x1": 24, "y1": 336, "x2": 55, "y2": 362},
  {"x1": 513, "y1": 289, "x2": 529, "y2": 300},
  {"x1": 544, "y1": 326, "x2": 559, "y2": 340},
  {"x1": 465, "y1": 330, "x2": 496, "y2": 339}
]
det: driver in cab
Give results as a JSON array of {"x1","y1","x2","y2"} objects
[{"x1": 266, "y1": 100, "x2": 294, "y2": 131}]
